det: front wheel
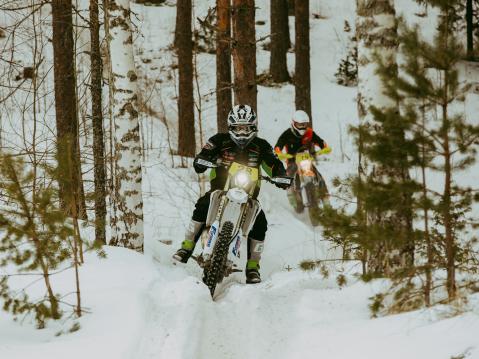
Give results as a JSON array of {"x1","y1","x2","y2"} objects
[{"x1": 202, "y1": 221, "x2": 234, "y2": 297}]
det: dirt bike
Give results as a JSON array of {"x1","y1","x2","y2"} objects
[
  {"x1": 193, "y1": 158, "x2": 293, "y2": 297},
  {"x1": 277, "y1": 147, "x2": 330, "y2": 226}
]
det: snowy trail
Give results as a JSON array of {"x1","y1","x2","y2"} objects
[
  {"x1": 138, "y1": 174, "x2": 479, "y2": 359},
  {"x1": 138, "y1": 182, "x2": 349, "y2": 359}
]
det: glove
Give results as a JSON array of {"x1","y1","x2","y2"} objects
[
  {"x1": 272, "y1": 176, "x2": 293, "y2": 190},
  {"x1": 275, "y1": 182, "x2": 291, "y2": 190},
  {"x1": 193, "y1": 157, "x2": 216, "y2": 173}
]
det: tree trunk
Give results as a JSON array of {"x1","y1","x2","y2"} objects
[
  {"x1": 467, "y1": 0, "x2": 474, "y2": 60},
  {"x1": 232, "y1": 0, "x2": 257, "y2": 110},
  {"x1": 270, "y1": 0, "x2": 290, "y2": 82},
  {"x1": 288, "y1": 0, "x2": 295, "y2": 16},
  {"x1": 294, "y1": 0, "x2": 311, "y2": 119},
  {"x1": 177, "y1": 0, "x2": 196, "y2": 157},
  {"x1": 90, "y1": 0, "x2": 107, "y2": 245},
  {"x1": 107, "y1": 0, "x2": 144, "y2": 252},
  {"x1": 216, "y1": 0, "x2": 232, "y2": 133},
  {"x1": 441, "y1": 93, "x2": 456, "y2": 300},
  {"x1": 282, "y1": 0, "x2": 291, "y2": 48},
  {"x1": 51, "y1": 0, "x2": 86, "y2": 219}
]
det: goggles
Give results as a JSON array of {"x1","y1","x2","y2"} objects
[
  {"x1": 293, "y1": 121, "x2": 308, "y2": 130},
  {"x1": 230, "y1": 124, "x2": 256, "y2": 135}
]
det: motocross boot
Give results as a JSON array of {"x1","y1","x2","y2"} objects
[
  {"x1": 246, "y1": 238, "x2": 264, "y2": 284},
  {"x1": 246, "y1": 260, "x2": 261, "y2": 284},
  {"x1": 173, "y1": 220, "x2": 205, "y2": 263}
]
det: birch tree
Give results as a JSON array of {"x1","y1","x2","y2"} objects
[
  {"x1": 107, "y1": 0, "x2": 144, "y2": 251},
  {"x1": 356, "y1": 0, "x2": 397, "y2": 124},
  {"x1": 356, "y1": 0, "x2": 414, "y2": 274}
]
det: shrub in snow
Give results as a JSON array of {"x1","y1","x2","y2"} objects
[
  {"x1": 0, "y1": 154, "x2": 85, "y2": 328},
  {"x1": 335, "y1": 29, "x2": 357, "y2": 87}
]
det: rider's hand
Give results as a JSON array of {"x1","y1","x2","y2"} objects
[
  {"x1": 193, "y1": 156, "x2": 214, "y2": 173},
  {"x1": 275, "y1": 182, "x2": 291, "y2": 190}
]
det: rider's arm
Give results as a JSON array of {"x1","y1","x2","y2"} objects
[
  {"x1": 274, "y1": 131, "x2": 289, "y2": 155},
  {"x1": 193, "y1": 134, "x2": 223, "y2": 173},
  {"x1": 260, "y1": 140, "x2": 287, "y2": 177},
  {"x1": 312, "y1": 131, "x2": 327, "y2": 150}
]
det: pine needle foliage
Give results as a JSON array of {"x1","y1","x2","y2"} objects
[
  {"x1": 319, "y1": 6, "x2": 479, "y2": 313},
  {"x1": 0, "y1": 153, "x2": 76, "y2": 328}
]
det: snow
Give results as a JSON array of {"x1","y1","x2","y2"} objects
[{"x1": 1, "y1": 0, "x2": 479, "y2": 358}]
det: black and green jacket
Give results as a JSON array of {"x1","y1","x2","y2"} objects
[{"x1": 194, "y1": 133, "x2": 286, "y2": 194}]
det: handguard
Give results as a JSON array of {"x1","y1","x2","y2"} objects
[
  {"x1": 276, "y1": 152, "x2": 294, "y2": 161},
  {"x1": 316, "y1": 147, "x2": 332, "y2": 156}
]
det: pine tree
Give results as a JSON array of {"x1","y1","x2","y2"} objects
[
  {"x1": 270, "y1": 0, "x2": 290, "y2": 83},
  {"x1": 0, "y1": 154, "x2": 77, "y2": 327},
  {"x1": 294, "y1": 0, "x2": 311, "y2": 118},
  {"x1": 51, "y1": 0, "x2": 87, "y2": 219},
  {"x1": 177, "y1": 0, "x2": 196, "y2": 157},
  {"x1": 467, "y1": 0, "x2": 474, "y2": 59},
  {"x1": 216, "y1": 0, "x2": 232, "y2": 132},
  {"x1": 89, "y1": 0, "x2": 107, "y2": 245},
  {"x1": 320, "y1": 10, "x2": 479, "y2": 310},
  {"x1": 232, "y1": 0, "x2": 257, "y2": 110}
]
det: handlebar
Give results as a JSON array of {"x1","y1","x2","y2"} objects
[
  {"x1": 195, "y1": 158, "x2": 218, "y2": 168},
  {"x1": 261, "y1": 175, "x2": 293, "y2": 187}
]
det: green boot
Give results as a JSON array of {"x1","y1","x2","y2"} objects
[
  {"x1": 246, "y1": 260, "x2": 261, "y2": 284},
  {"x1": 172, "y1": 220, "x2": 204, "y2": 263}
]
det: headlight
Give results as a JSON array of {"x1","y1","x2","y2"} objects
[
  {"x1": 235, "y1": 171, "x2": 250, "y2": 187},
  {"x1": 299, "y1": 159, "x2": 312, "y2": 171}
]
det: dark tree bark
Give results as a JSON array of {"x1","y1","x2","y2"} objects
[
  {"x1": 467, "y1": 0, "x2": 474, "y2": 59},
  {"x1": 176, "y1": 0, "x2": 196, "y2": 157},
  {"x1": 287, "y1": 0, "x2": 295, "y2": 16},
  {"x1": 216, "y1": 0, "x2": 232, "y2": 133},
  {"x1": 51, "y1": 0, "x2": 86, "y2": 218},
  {"x1": 232, "y1": 0, "x2": 257, "y2": 110},
  {"x1": 270, "y1": 0, "x2": 290, "y2": 82},
  {"x1": 294, "y1": 0, "x2": 311, "y2": 119},
  {"x1": 89, "y1": 0, "x2": 107, "y2": 245},
  {"x1": 282, "y1": 0, "x2": 291, "y2": 48}
]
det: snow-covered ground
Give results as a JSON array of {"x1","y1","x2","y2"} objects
[{"x1": 1, "y1": 0, "x2": 479, "y2": 358}]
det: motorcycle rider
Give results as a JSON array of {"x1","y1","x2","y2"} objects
[
  {"x1": 274, "y1": 110, "x2": 331, "y2": 211},
  {"x1": 173, "y1": 104, "x2": 290, "y2": 284}
]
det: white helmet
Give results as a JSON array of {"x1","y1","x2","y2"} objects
[
  {"x1": 291, "y1": 110, "x2": 310, "y2": 137},
  {"x1": 227, "y1": 104, "x2": 258, "y2": 148}
]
